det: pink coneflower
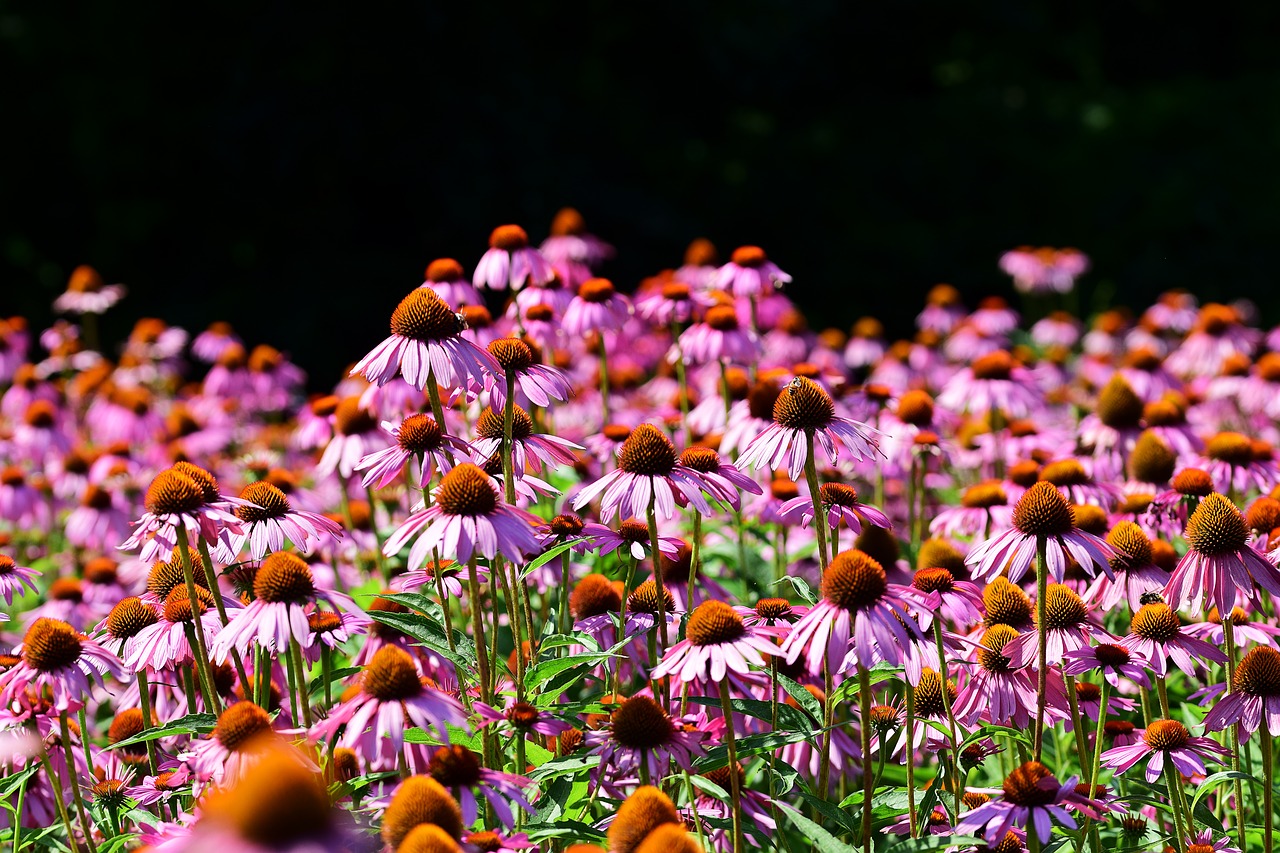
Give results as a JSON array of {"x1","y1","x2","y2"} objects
[
  {"x1": 126, "y1": 585, "x2": 227, "y2": 674},
  {"x1": 52, "y1": 264, "x2": 125, "y2": 314},
  {"x1": 675, "y1": 446, "x2": 762, "y2": 511},
  {"x1": 540, "y1": 207, "x2": 614, "y2": 285},
  {"x1": 190, "y1": 320, "x2": 241, "y2": 363},
  {"x1": 1086, "y1": 522, "x2": 1168, "y2": 612},
  {"x1": 937, "y1": 350, "x2": 1041, "y2": 419},
  {"x1": 317, "y1": 396, "x2": 392, "y2": 480},
  {"x1": 584, "y1": 694, "x2": 705, "y2": 784},
  {"x1": 594, "y1": 518, "x2": 683, "y2": 562},
  {"x1": 999, "y1": 246, "x2": 1089, "y2": 295},
  {"x1": 1203, "y1": 646, "x2": 1280, "y2": 740},
  {"x1": 1101, "y1": 718, "x2": 1228, "y2": 783},
  {"x1": 562, "y1": 278, "x2": 632, "y2": 337},
  {"x1": 1062, "y1": 642, "x2": 1152, "y2": 689},
  {"x1": 676, "y1": 304, "x2": 761, "y2": 365},
  {"x1": 476, "y1": 697, "x2": 574, "y2": 739},
  {"x1": 902, "y1": 567, "x2": 984, "y2": 629},
  {"x1": 1165, "y1": 303, "x2": 1260, "y2": 378},
  {"x1": 423, "y1": 257, "x2": 483, "y2": 307},
  {"x1": 1165, "y1": 492, "x2": 1280, "y2": 614},
  {"x1": 1123, "y1": 602, "x2": 1226, "y2": 678},
  {"x1": 1185, "y1": 605, "x2": 1280, "y2": 649},
  {"x1": 572, "y1": 424, "x2": 713, "y2": 522},
  {"x1": 97, "y1": 595, "x2": 161, "y2": 663},
  {"x1": 427, "y1": 744, "x2": 532, "y2": 828},
  {"x1": 0, "y1": 554, "x2": 40, "y2": 604},
  {"x1": 355, "y1": 413, "x2": 472, "y2": 490},
  {"x1": 967, "y1": 482, "x2": 1117, "y2": 585},
  {"x1": 775, "y1": 481, "x2": 892, "y2": 537},
  {"x1": 1001, "y1": 583, "x2": 1115, "y2": 669},
  {"x1": 1198, "y1": 432, "x2": 1280, "y2": 496},
  {"x1": 383, "y1": 462, "x2": 542, "y2": 566},
  {"x1": 930, "y1": 481, "x2": 1013, "y2": 539},
  {"x1": 0, "y1": 618, "x2": 123, "y2": 712},
  {"x1": 351, "y1": 286, "x2": 498, "y2": 392},
  {"x1": 211, "y1": 553, "x2": 347, "y2": 659},
  {"x1": 779, "y1": 549, "x2": 918, "y2": 675},
  {"x1": 484, "y1": 337, "x2": 574, "y2": 409},
  {"x1": 120, "y1": 464, "x2": 247, "y2": 564},
  {"x1": 635, "y1": 280, "x2": 712, "y2": 327},
  {"x1": 217, "y1": 480, "x2": 343, "y2": 561},
  {"x1": 737, "y1": 376, "x2": 880, "y2": 481},
  {"x1": 316, "y1": 645, "x2": 469, "y2": 772},
  {"x1": 714, "y1": 246, "x2": 791, "y2": 299},
  {"x1": 953, "y1": 626, "x2": 1067, "y2": 731},
  {"x1": 956, "y1": 760, "x2": 1106, "y2": 846},
  {"x1": 64, "y1": 483, "x2": 131, "y2": 551},
  {"x1": 474, "y1": 224, "x2": 556, "y2": 291},
  {"x1": 470, "y1": 404, "x2": 581, "y2": 474},
  {"x1": 652, "y1": 600, "x2": 777, "y2": 685}
]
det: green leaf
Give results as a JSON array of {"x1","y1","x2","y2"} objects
[
  {"x1": 403, "y1": 725, "x2": 482, "y2": 752},
  {"x1": 1190, "y1": 769, "x2": 1259, "y2": 818},
  {"x1": 110, "y1": 713, "x2": 216, "y2": 749},
  {"x1": 775, "y1": 802, "x2": 857, "y2": 853},
  {"x1": 528, "y1": 753, "x2": 601, "y2": 782},
  {"x1": 521, "y1": 538, "x2": 585, "y2": 578},
  {"x1": 883, "y1": 834, "x2": 985, "y2": 853},
  {"x1": 772, "y1": 575, "x2": 817, "y2": 606},
  {"x1": 523, "y1": 652, "x2": 615, "y2": 693},
  {"x1": 686, "y1": 695, "x2": 817, "y2": 732},
  {"x1": 695, "y1": 729, "x2": 818, "y2": 770},
  {"x1": 366, "y1": 594, "x2": 476, "y2": 669},
  {"x1": 0, "y1": 764, "x2": 39, "y2": 800},
  {"x1": 777, "y1": 673, "x2": 823, "y2": 725}
]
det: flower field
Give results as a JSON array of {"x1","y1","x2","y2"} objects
[{"x1": 1, "y1": 220, "x2": 1277, "y2": 853}]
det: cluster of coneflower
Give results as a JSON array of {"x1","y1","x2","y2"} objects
[{"x1": 4, "y1": 223, "x2": 1280, "y2": 853}]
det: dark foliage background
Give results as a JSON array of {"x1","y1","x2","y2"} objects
[{"x1": 4, "y1": 3, "x2": 1279, "y2": 384}]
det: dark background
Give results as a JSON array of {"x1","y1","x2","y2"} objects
[{"x1": 4, "y1": 3, "x2": 1279, "y2": 385}]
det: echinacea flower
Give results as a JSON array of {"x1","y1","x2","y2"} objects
[
  {"x1": 674, "y1": 446, "x2": 762, "y2": 511},
  {"x1": 316, "y1": 645, "x2": 469, "y2": 771},
  {"x1": 1062, "y1": 643, "x2": 1151, "y2": 689},
  {"x1": 53, "y1": 264, "x2": 125, "y2": 314},
  {"x1": 737, "y1": 376, "x2": 880, "y2": 481},
  {"x1": 0, "y1": 617, "x2": 123, "y2": 712},
  {"x1": 714, "y1": 246, "x2": 791, "y2": 299},
  {"x1": 775, "y1": 481, "x2": 892, "y2": 537},
  {"x1": 1101, "y1": 718, "x2": 1228, "y2": 782},
  {"x1": 676, "y1": 304, "x2": 761, "y2": 365},
  {"x1": 426, "y1": 744, "x2": 532, "y2": 829},
  {"x1": 351, "y1": 286, "x2": 499, "y2": 391},
  {"x1": 953, "y1": 624, "x2": 1065, "y2": 730},
  {"x1": 127, "y1": 585, "x2": 228, "y2": 674},
  {"x1": 966, "y1": 482, "x2": 1117, "y2": 585},
  {"x1": 572, "y1": 424, "x2": 714, "y2": 522},
  {"x1": 423, "y1": 257, "x2": 483, "y2": 307},
  {"x1": 120, "y1": 463, "x2": 247, "y2": 564},
  {"x1": 779, "y1": 548, "x2": 918, "y2": 676},
  {"x1": 356, "y1": 413, "x2": 473, "y2": 490},
  {"x1": 485, "y1": 337, "x2": 574, "y2": 408},
  {"x1": 211, "y1": 552, "x2": 348, "y2": 659},
  {"x1": 0, "y1": 554, "x2": 39, "y2": 604},
  {"x1": 470, "y1": 404, "x2": 581, "y2": 473},
  {"x1": 473, "y1": 224, "x2": 555, "y2": 292},
  {"x1": 956, "y1": 760, "x2": 1106, "y2": 846},
  {"x1": 1001, "y1": 583, "x2": 1116, "y2": 669},
  {"x1": 219, "y1": 480, "x2": 343, "y2": 560},
  {"x1": 902, "y1": 567, "x2": 984, "y2": 629},
  {"x1": 1165, "y1": 492, "x2": 1280, "y2": 615},
  {"x1": 383, "y1": 462, "x2": 543, "y2": 567},
  {"x1": 183, "y1": 736, "x2": 358, "y2": 853},
  {"x1": 476, "y1": 697, "x2": 574, "y2": 739},
  {"x1": 937, "y1": 350, "x2": 1042, "y2": 419},
  {"x1": 584, "y1": 695, "x2": 705, "y2": 785},
  {"x1": 1204, "y1": 645, "x2": 1280, "y2": 740},
  {"x1": 561, "y1": 277, "x2": 633, "y2": 337},
  {"x1": 1123, "y1": 602, "x2": 1226, "y2": 678},
  {"x1": 1087, "y1": 522, "x2": 1168, "y2": 612},
  {"x1": 652, "y1": 600, "x2": 777, "y2": 684}
]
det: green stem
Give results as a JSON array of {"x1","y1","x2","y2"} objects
[
  {"x1": 425, "y1": 367, "x2": 447, "y2": 428},
  {"x1": 904, "y1": 686, "x2": 917, "y2": 837},
  {"x1": 803, "y1": 436, "x2": 830, "y2": 568},
  {"x1": 289, "y1": 638, "x2": 312, "y2": 727},
  {"x1": 60, "y1": 712, "x2": 97, "y2": 853},
  {"x1": 932, "y1": 619, "x2": 962, "y2": 820},
  {"x1": 40, "y1": 748, "x2": 77, "y2": 853},
  {"x1": 688, "y1": 510, "x2": 702, "y2": 608},
  {"x1": 858, "y1": 665, "x2": 874, "y2": 853},
  {"x1": 1224, "y1": 619, "x2": 1247, "y2": 853},
  {"x1": 1033, "y1": 535, "x2": 1048, "y2": 762},
  {"x1": 195, "y1": 538, "x2": 252, "y2": 694},
  {"x1": 502, "y1": 373, "x2": 517, "y2": 504},
  {"x1": 670, "y1": 319, "x2": 691, "y2": 446},
  {"x1": 364, "y1": 484, "x2": 390, "y2": 582},
  {"x1": 175, "y1": 532, "x2": 221, "y2": 714},
  {"x1": 646, "y1": 500, "x2": 667, "y2": 657},
  {"x1": 719, "y1": 678, "x2": 744, "y2": 853},
  {"x1": 1264, "y1": 723, "x2": 1275, "y2": 853},
  {"x1": 1063, "y1": 676, "x2": 1090, "y2": 773},
  {"x1": 1164, "y1": 763, "x2": 1187, "y2": 853}
]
